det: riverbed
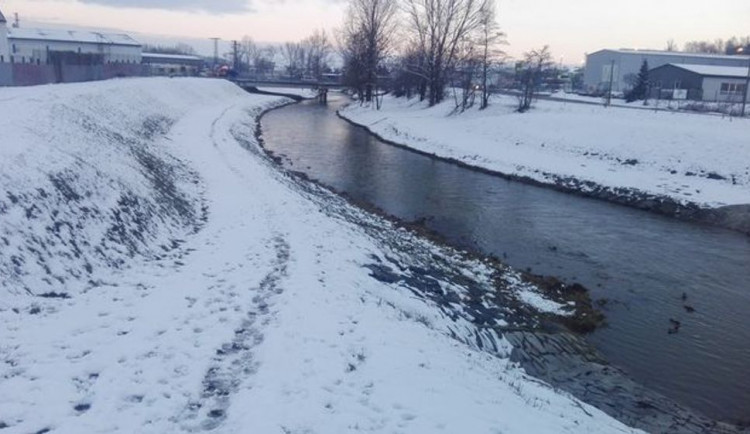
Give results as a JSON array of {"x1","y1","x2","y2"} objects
[{"x1": 259, "y1": 93, "x2": 750, "y2": 425}]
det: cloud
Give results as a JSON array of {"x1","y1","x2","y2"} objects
[{"x1": 77, "y1": 0, "x2": 252, "y2": 13}]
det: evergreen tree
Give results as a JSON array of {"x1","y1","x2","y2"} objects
[{"x1": 626, "y1": 60, "x2": 650, "y2": 103}]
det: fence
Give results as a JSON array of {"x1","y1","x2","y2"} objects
[
  {"x1": 0, "y1": 59, "x2": 147, "y2": 87},
  {"x1": 0, "y1": 63, "x2": 12, "y2": 86}
]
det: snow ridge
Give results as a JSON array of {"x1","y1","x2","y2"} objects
[{"x1": 0, "y1": 80, "x2": 209, "y2": 298}]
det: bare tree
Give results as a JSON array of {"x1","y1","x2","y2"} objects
[
  {"x1": 239, "y1": 36, "x2": 258, "y2": 73},
  {"x1": 665, "y1": 39, "x2": 678, "y2": 52},
  {"x1": 282, "y1": 42, "x2": 305, "y2": 78},
  {"x1": 681, "y1": 35, "x2": 750, "y2": 55},
  {"x1": 684, "y1": 39, "x2": 724, "y2": 54},
  {"x1": 451, "y1": 37, "x2": 480, "y2": 112},
  {"x1": 340, "y1": 28, "x2": 368, "y2": 100},
  {"x1": 476, "y1": 0, "x2": 505, "y2": 109},
  {"x1": 302, "y1": 29, "x2": 332, "y2": 80},
  {"x1": 253, "y1": 46, "x2": 277, "y2": 76},
  {"x1": 725, "y1": 36, "x2": 750, "y2": 55},
  {"x1": 142, "y1": 43, "x2": 196, "y2": 55},
  {"x1": 341, "y1": 0, "x2": 398, "y2": 104},
  {"x1": 516, "y1": 45, "x2": 553, "y2": 112},
  {"x1": 404, "y1": 0, "x2": 489, "y2": 106},
  {"x1": 390, "y1": 42, "x2": 427, "y2": 99}
]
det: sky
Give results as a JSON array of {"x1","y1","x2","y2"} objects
[{"x1": 2, "y1": 0, "x2": 749, "y2": 64}]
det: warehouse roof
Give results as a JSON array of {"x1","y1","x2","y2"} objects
[
  {"x1": 8, "y1": 27, "x2": 141, "y2": 47},
  {"x1": 663, "y1": 63, "x2": 750, "y2": 79},
  {"x1": 142, "y1": 53, "x2": 202, "y2": 61},
  {"x1": 591, "y1": 48, "x2": 750, "y2": 62}
]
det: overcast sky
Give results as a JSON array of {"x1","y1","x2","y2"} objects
[{"x1": 2, "y1": 0, "x2": 749, "y2": 63}]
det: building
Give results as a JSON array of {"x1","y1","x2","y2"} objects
[
  {"x1": 649, "y1": 63, "x2": 750, "y2": 102},
  {"x1": 0, "y1": 9, "x2": 9, "y2": 64},
  {"x1": 142, "y1": 52, "x2": 203, "y2": 76},
  {"x1": 5, "y1": 27, "x2": 141, "y2": 65},
  {"x1": 0, "y1": 6, "x2": 144, "y2": 86},
  {"x1": 583, "y1": 49, "x2": 750, "y2": 94}
]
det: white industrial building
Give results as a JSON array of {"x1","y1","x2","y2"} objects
[
  {"x1": 0, "y1": 7, "x2": 141, "y2": 65},
  {"x1": 583, "y1": 48, "x2": 750, "y2": 95},
  {"x1": 6, "y1": 27, "x2": 141, "y2": 64},
  {"x1": 0, "y1": 9, "x2": 9, "y2": 62}
]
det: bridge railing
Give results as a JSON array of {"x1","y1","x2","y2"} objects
[{"x1": 230, "y1": 74, "x2": 344, "y2": 88}]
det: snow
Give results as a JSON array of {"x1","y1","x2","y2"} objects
[
  {"x1": 340, "y1": 94, "x2": 750, "y2": 208},
  {"x1": 503, "y1": 273, "x2": 572, "y2": 317},
  {"x1": 0, "y1": 78, "x2": 640, "y2": 433},
  {"x1": 549, "y1": 90, "x2": 746, "y2": 116},
  {"x1": 549, "y1": 91, "x2": 632, "y2": 106}
]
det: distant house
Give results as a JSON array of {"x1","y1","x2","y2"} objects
[
  {"x1": 583, "y1": 49, "x2": 749, "y2": 95},
  {"x1": 142, "y1": 52, "x2": 203, "y2": 76},
  {"x1": 649, "y1": 64, "x2": 750, "y2": 102}
]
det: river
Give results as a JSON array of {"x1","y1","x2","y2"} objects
[{"x1": 259, "y1": 92, "x2": 750, "y2": 424}]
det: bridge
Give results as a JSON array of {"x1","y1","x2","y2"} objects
[
  {"x1": 230, "y1": 76, "x2": 346, "y2": 90},
  {"x1": 230, "y1": 76, "x2": 345, "y2": 102}
]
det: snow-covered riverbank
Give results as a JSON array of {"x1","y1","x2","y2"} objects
[
  {"x1": 0, "y1": 78, "x2": 642, "y2": 433},
  {"x1": 339, "y1": 94, "x2": 750, "y2": 212}
]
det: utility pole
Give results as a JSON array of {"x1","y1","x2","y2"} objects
[
  {"x1": 210, "y1": 37, "x2": 220, "y2": 68},
  {"x1": 739, "y1": 47, "x2": 749, "y2": 117},
  {"x1": 232, "y1": 40, "x2": 239, "y2": 73},
  {"x1": 606, "y1": 59, "x2": 615, "y2": 107},
  {"x1": 742, "y1": 58, "x2": 749, "y2": 117}
]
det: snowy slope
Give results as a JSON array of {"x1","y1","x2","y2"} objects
[
  {"x1": 0, "y1": 78, "x2": 640, "y2": 433},
  {"x1": 340, "y1": 95, "x2": 750, "y2": 208}
]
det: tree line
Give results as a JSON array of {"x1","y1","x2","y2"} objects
[
  {"x1": 231, "y1": 30, "x2": 335, "y2": 79},
  {"x1": 146, "y1": 35, "x2": 337, "y2": 81},
  {"x1": 339, "y1": 0, "x2": 543, "y2": 111},
  {"x1": 341, "y1": 0, "x2": 504, "y2": 108},
  {"x1": 669, "y1": 36, "x2": 750, "y2": 55},
  {"x1": 216, "y1": 0, "x2": 524, "y2": 111},
  {"x1": 161, "y1": 0, "x2": 556, "y2": 112},
  {"x1": 142, "y1": 43, "x2": 197, "y2": 56}
]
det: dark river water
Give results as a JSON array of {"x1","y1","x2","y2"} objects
[{"x1": 260, "y1": 93, "x2": 750, "y2": 424}]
